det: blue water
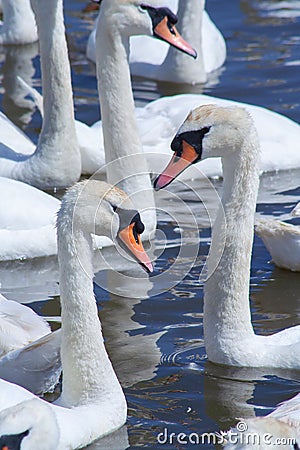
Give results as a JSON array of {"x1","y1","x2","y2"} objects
[{"x1": 1, "y1": 0, "x2": 300, "y2": 448}]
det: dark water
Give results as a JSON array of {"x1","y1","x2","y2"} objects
[{"x1": 1, "y1": 0, "x2": 300, "y2": 448}]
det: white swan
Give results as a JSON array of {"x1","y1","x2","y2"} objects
[
  {"x1": 255, "y1": 203, "x2": 300, "y2": 272},
  {"x1": 0, "y1": 0, "x2": 37, "y2": 45},
  {"x1": 0, "y1": 179, "x2": 153, "y2": 449},
  {"x1": 154, "y1": 104, "x2": 300, "y2": 369},
  {"x1": 95, "y1": 0, "x2": 196, "y2": 238},
  {"x1": 0, "y1": 0, "x2": 81, "y2": 189},
  {"x1": 0, "y1": 293, "x2": 50, "y2": 356},
  {"x1": 87, "y1": 0, "x2": 226, "y2": 83}
]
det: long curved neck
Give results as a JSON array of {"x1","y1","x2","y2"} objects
[
  {"x1": 204, "y1": 135, "x2": 260, "y2": 353},
  {"x1": 162, "y1": 0, "x2": 206, "y2": 84},
  {"x1": 1, "y1": 0, "x2": 37, "y2": 44},
  {"x1": 57, "y1": 208, "x2": 122, "y2": 407},
  {"x1": 31, "y1": 0, "x2": 78, "y2": 157},
  {"x1": 20, "y1": 0, "x2": 81, "y2": 188},
  {"x1": 95, "y1": 14, "x2": 156, "y2": 239}
]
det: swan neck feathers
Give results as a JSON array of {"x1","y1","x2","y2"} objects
[
  {"x1": 96, "y1": 0, "x2": 156, "y2": 238},
  {"x1": 57, "y1": 181, "x2": 125, "y2": 407},
  {"x1": 163, "y1": 0, "x2": 206, "y2": 83},
  {"x1": 187, "y1": 106, "x2": 261, "y2": 363}
]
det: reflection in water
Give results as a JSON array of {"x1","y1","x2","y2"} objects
[
  {"x1": 252, "y1": 267, "x2": 300, "y2": 333},
  {"x1": 101, "y1": 269, "x2": 164, "y2": 388},
  {"x1": 204, "y1": 362, "x2": 300, "y2": 432},
  {"x1": 2, "y1": 43, "x2": 39, "y2": 129}
]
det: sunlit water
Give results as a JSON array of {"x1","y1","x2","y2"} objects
[{"x1": 0, "y1": 0, "x2": 300, "y2": 448}]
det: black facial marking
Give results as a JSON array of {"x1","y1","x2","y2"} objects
[
  {"x1": 171, "y1": 127, "x2": 211, "y2": 163},
  {"x1": 114, "y1": 207, "x2": 145, "y2": 241},
  {"x1": 141, "y1": 5, "x2": 178, "y2": 30},
  {"x1": 0, "y1": 430, "x2": 29, "y2": 450}
]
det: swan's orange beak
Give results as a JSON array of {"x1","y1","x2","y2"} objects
[
  {"x1": 118, "y1": 223, "x2": 153, "y2": 273},
  {"x1": 154, "y1": 17, "x2": 197, "y2": 58},
  {"x1": 154, "y1": 140, "x2": 198, "y2": 190}
]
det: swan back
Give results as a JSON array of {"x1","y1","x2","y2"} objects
[
  {"x1": 0, "y1": 398, "x2": 59, "y2": 450},
  {"x1": 0, "y1": 0, "x2": 38, "y2": 45},
  {"x1": 0, "y1": 293, "x2": 50, "y2": 356}
]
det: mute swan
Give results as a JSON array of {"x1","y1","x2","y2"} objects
[
  {"x1": 0, "y1": 0, "x2": 81, "y2": 189},
  {"x1": 0, "y1": 293, "x2": 50, "y2": 356},
  {"x1": 95, "y1": 0, "x2": 196, "y2": 239},
  {"x1": 0, "y1": 179, "x2": 153, "y2": 449},
  {"x1": 154, "y1": 104, "x2": 300, "y2": 369},
  {"x1": 0, "y1": 0, "x2": 37, "y2": 45},
  {"x1": 255, "y1": 203, "x2": 300, "y2": 272},
  {"x1": 87, "y1": 0, "x2": 226, "y2": 83}
]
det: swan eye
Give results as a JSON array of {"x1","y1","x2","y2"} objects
[
  {"x1": 202, "y1": 126, "x2": 211, "y2": 135},
  {"x1": 138, "y1": 4, "x2": 147, "y2": 13}
]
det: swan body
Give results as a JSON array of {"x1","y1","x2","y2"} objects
[
  {"x1": 0, "y1": 293, "x2": 50, "y2": 356},
  {"x1": 0, "y1": 0, "x2": 37, "y2": 45},
  {"x1": 0, "y1": 177, "x2": 59, "y2": 261},
  {"x1": 0, "y1": 0, "x2": 81, "y2": 189},
  {"x1": 87, "y1": 0, "x2": 226, "y2": 83},
  {"x1": 0, "y1": 397, "x2": 60, "y2": 450},
  {"x1": 0, "y1": 330, "x2": 61, "y2": 395},
  {"x1": 0, "y1": 179, "x2": 152, "y2": 449},
  {"x1": 82, "y1": 92, "x2": 300, "y2": 178},
  {"x1": 155, "y1": 104, "x2": 300, "y2": 369},
  {"x1": 255, "y1": 209, "x2": 300, "y2": 272}
]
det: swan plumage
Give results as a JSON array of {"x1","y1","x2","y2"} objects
[
  {"x1": 76, "y1": 92, "x2": 300, "y2": 178},
  {"x1": 155, "y1": 104, "x2": 300, "y2": 369},
  {"x1": 0, "y1": 0, "x2": 37, "y2": 45},
  {"x1": 0, "y1": 0, "x2": 81, "y2": 189},
  {"x1": 0, "y1": 177, "x2": 59, "y2": 261},
  {"x1": 255, "y1": 204, "x2": 300, "y2": 272},
  {"x1": 0, "y1": 293, "x2": 50, "y2": 356},
  {"x1": 0, "y1": 397, "x2": 60, "y2": 450},
  {"x1": 95, "y1": 0, "x2": 196, "y2": 238},
  {"x1": 87, "y1": 0, "x2": 226, "y2": 83},
  {"x1": 0, "y1": 179, "x2": 153, "y2": 449}
]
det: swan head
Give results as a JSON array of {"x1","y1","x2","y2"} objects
[
  {"x1": 154, "y1": 104, "x2": 256, "y2": 189},
  {"x1": 58, "y1": 180, "x2": 153, "y2": 273},
  {"x1": 98, "y1": 0, "x2": 197, "y2": 58}
]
